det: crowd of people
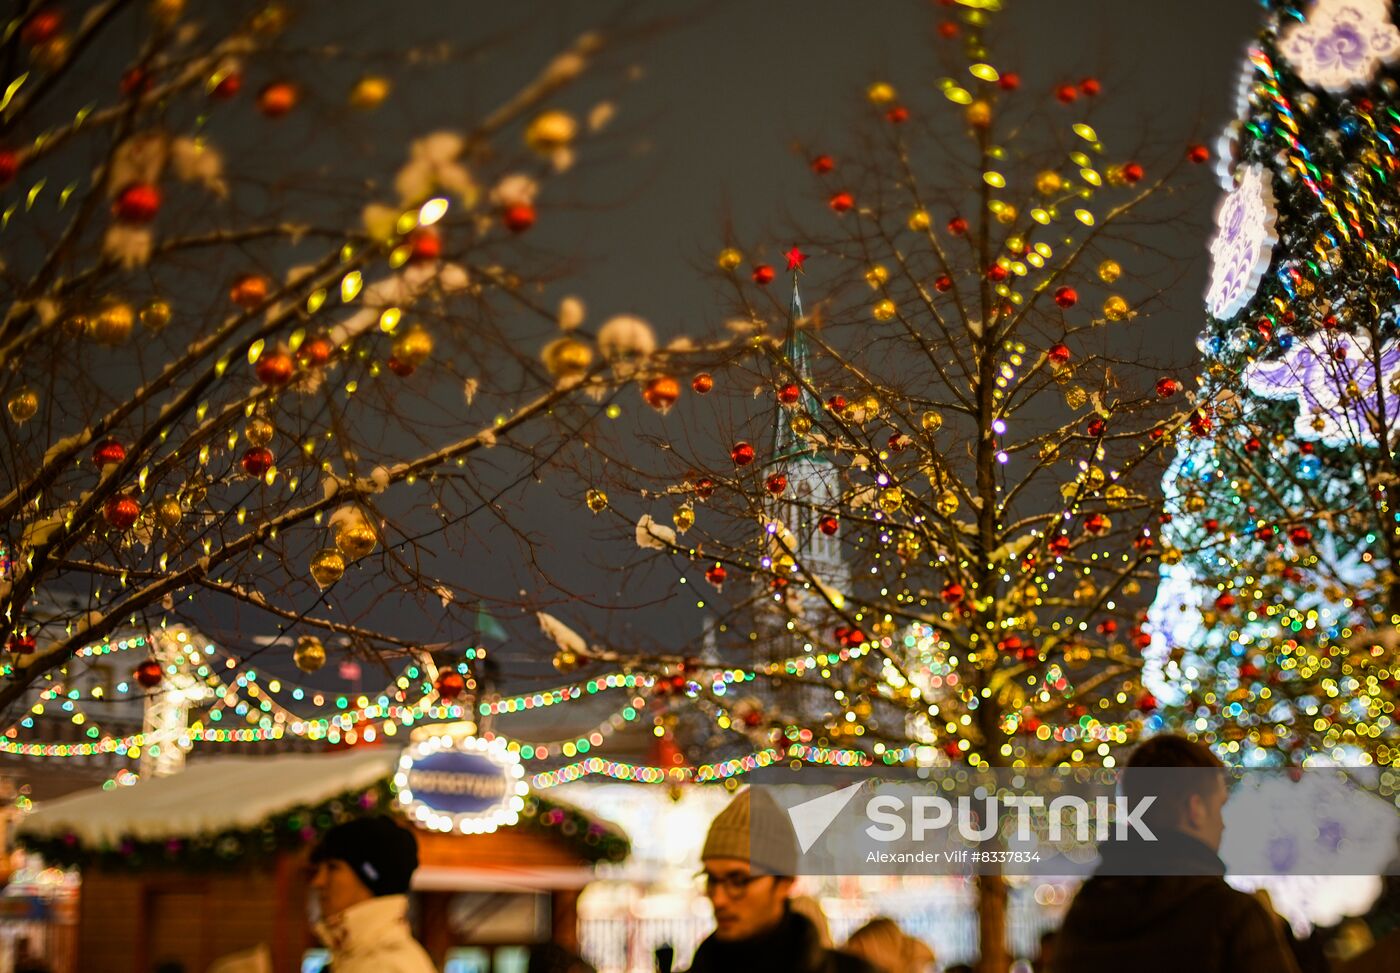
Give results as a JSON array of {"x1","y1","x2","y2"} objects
[{"x1": 260, "y1": 733, "x2": 1381, "y2": 972}]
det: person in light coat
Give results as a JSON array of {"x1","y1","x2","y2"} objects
[{"x1": 308, "y1": 816, "x2": 437, "y2": 973}]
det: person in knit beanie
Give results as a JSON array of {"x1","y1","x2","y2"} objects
[
  {"x1": 685, "y1": 787, "x2": 874, "y2": 973},
  {"x1": 308, "y1": 816, "x2": 436, "y2": 973}
]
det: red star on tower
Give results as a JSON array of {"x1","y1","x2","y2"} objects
[{"x1": 784, "y1": 247, "x2": 807, "y2": 272}]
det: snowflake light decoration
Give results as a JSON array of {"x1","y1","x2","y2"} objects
[
  {"x1": 1205, "y1": 165, "x2": 1278, "y2": 321},
  {"x1": 1280, "y1": 0, "x2": 1400, "y2": 92}
]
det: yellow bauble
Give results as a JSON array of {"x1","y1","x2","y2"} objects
[
  {"x1": 1103, "y1": 295, "x2": 1130, "y2": 321},
  {"x1": 7, "y1": 388, "x2": 38, "y2": 423},
  {"x1": 878, "y1": 486, "x2": 905, "y2": 513},
  {"x1": 907, "y1": 210, "x2": 931, "y2": 231},
  {"x1": 1085, "y1": 466, "x2": 1106, "y2": 490},
  {"x1": 309, "y1": 547, "x2": 346, "y2": 588},
  {"x1": 872, "y1": 299, "x2": 897, "y2": 321},
  {"x1": 1185, "y1": 495, "x2": 1207, "y2": 512},
  {"x1": 995, "y1": 205, "x2": 1018, "y2": 225},
  {"x1": 717, "y1": 247, "x2": 743, "y2": 271},
  {"x1": 935, "y1": 490, "x2": 960, "y2": 517},
  {"x1": 861, "y1": 394, "x2": 880, "y2": 415},
  {"x1": 1097, "y1": 259, "x2": 1122, "y2": 283},
  {"x1": 1075, "y1": 578, "x2": 1098, "y2": 601},
  {"x1": 542, "y1": 336, "x2": 593, "y2": 380},
  {"x1": 334, "y1": 519, "x2": 377, "y2": 560},
  {"x1": 155, "y1": 496, "x2": 183, "y2": 530},
  {"x1": 245, "y1": 416, "x2": 275, "y2": 447},
  {"x1": 865, "y1": 265, "x2": 890, "y2": 287},
  {"x1": 1161, "y1": 546, "x2": 1183, "y2": 565},
  {"x1": 61, "y1": 313, "x2": 90, "y2": 339},
  {"x1": 585, "y1": 489, "x2": 608, "y2": 513},
  {"x1": 553, "y1": 648, "x2": 580, "y2": 673},
  {"x1": 790, "y1": 412, "x2": 812, "y2": 436},
  {"x1": 92, "y1": 301, "x2": 135, "y2": 345},
  {"x1": 1064, "y1": 386, "x2": 1088, "y2": 410},
  {"x1": 966, "y1": 100, "x2": 992, "y2": 128},
  {"x1": 393, "y1": 325, "x2": 434, "y2": 367},
  {"x1": 140, "y1": 298, "x2": 173, "y2": 332},
  {"x1": 1122, "y1": 579, "x2": 1141, "y2": 596},
  {"x1": 867, "y1": 81, "x2": 897, "y2": 105},
  {"x1": 349, "y1": 74, "x2": 391, "y2": 109},
  {"x1": 1035, "y1": 170, "x2": 1063, "y2": 195},
  {"x1": 1104, "y1": 483, "x2": 1129, "y2": 509},
  {"x1": 294, "y1": 635, "x2": 327, "y2": 673},
  {"x1": 525, "y1": 110, "x2": 578, "y2": 155},
  {"x1": 673, "y1": 506, "x2": 695, "y2": 534},
  {"x1": 921, "y1": 411, "x2": 944, "y2": 433}
]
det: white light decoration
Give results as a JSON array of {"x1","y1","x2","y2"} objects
[
  {"x1": 1280, "y1": 0, "x2": 1400, "y2": 93},
  {"x1": 394, "y1": 734, "x2": 528, "y2": 834},
  {"x1": 1205, "y1": 164, "x2": 1278, "y2": 321}
]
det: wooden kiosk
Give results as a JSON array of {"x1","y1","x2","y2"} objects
[{"x1": 16, "y1": 744, "x2": 628, "y2": 973}]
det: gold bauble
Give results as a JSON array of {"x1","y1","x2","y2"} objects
[
  {"x1": 309, "y1": 547, "x2": 346, "y2": 588},
  {"x1": 294, "y1": 635, "x2": 327, "y2": 673},
  {"x1": 139, "y1": 298, "x2": 173, "y2": 332},
  {"x1": 966, "y1": 100, "x2": 992, "y2": 128},
  {"x1": 1185, "y1": 495, "x2": 1207, "y2": 513},
  {"x1": 1035, "y1": 170, "x2": 1063, "y2": 195},
  {"x1": 790, "y1": 412, "x2": 813, "y2": 436},
  {"x1": 526, "y1": 110, "x2": 578, "y2": 155},
  {"x1": 1097, "y1": 259, "x2": 1122, "y2": 284},
  {"x1": 1074, "y1": 578, "x2": 1098, "y2": 601},
  {"x1": 861, "y1": 394, "x2": 880, "y2": 416},
  {"x1": 349, "y1": 74, "x2": 391, "y2": 109},
  {"x1": 542, "y1": 336, "x2": 593, "y2": 380},
  {"x1": 1103, "y1": 295, "x2": 1130, "y2": 321},
  {"x1": 995, "y1": 205, "x2": 1018, "y2": 225},
  {"x1": 1104, "y1": 483, "x2": 1130, "y2": 509},
  {"x1": 673, "y1": 506, "x2": 695, "y2": 534},
  {"x1": 1160, "y1": 546, "x2": 1183, "y2": 566},
  {"x1": 865, "y1": 265, "x2": 890, "y2": 287},
  {"x1": 866, "y1": 81, "x2": 897, "y2": 105},
  {"x1": 1085, "y1": 466, "x2": 1106, "y2": 491},
  {"x1": 91, "y1": 301, "x2": 135, "y2": 345},
  {"x1": 935, "y1": 490, "x2": 960, "y2": 517},
  {"x1": 1122, "y1": 579, "x2": 1141, "y2": 597},
  {"x1": 245, "y1": 416, "x2": 275, "y2": 447},
  {"x1": 155, "y1": 496, "x2": 183, "y2": 530},
  {"x1": 717, "y1": 247, "x2": 743, "y2": 271},
  {"x1": 553, "y1": 648, "x2": 580, "y2": 672},
  {"x1": 393, "y1": 325, "x2": 434, "y2": 367},
  {"x1": 61, "y1": 312, "x2": 90, "y2": 339},
  {"x1": 907, "y1": 210, "x2": 931, "y2": 231},
  {"x1": 1064, "y1": 386, "x2": 1088, "y2": 410},
  {"x1": 7, "y1": 388, "x2": 38, "y2": 423},
  {"x1": 878, "y1": 486, "x2": 905, "y2": 513},
  {"x1": 333, "y1": 518, "x2": 378, "y2": 560},
  {"x1": 921, "y1": 411, "x2": 944, "y2": 433},
  {"x1": 872, "y1": 299, "x2": 897, "y2": 321},
  {"x1": 585, "y1": 489, "x2": 608, "y2": 513}
]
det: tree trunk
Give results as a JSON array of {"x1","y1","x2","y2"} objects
[{"x1": 977, "y1": 869, "x2": 1009, "y2": 973}]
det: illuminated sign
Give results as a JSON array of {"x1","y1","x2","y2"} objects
[{"x1": 394, "y1": 735, "x2": 527, "y2": 834}]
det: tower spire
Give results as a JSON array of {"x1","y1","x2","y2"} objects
[{"x1": 772, "y1": 251, "x2": 828, "y2": 465}]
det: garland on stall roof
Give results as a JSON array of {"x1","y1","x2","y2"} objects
[{"x1": 20, "y1": 778, "x2": 629, "y2": 870}]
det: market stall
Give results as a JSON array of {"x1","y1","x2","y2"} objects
[{"x1": 15, "y1": 743, "x2": 627, "y2": 973}]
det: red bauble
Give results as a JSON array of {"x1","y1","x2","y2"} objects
[
  {"x1": 502, "y1": 203, "x2": 536, "y2": 233},
  {"x1": 1187, "y1": 144, "x2": 1210, "y2": 164},
  {"x1": 818, "y1": 515, "x2": 839, "y2": 536},
  {"x1": 1121, "y1": 162, "x2": 1144, "y2": 184},
  {"x1": 1189, "y1": 412, "x2": 1213, "y2": 436},
  {"x1": 435, "y1": 671, "x2": 466, "y2": 701},
  {"x1": 642, "y1": 375, "x2": 681, "y2": 412},
  {"x1": 297, "y1": 336, "x2": 334, "y2": 367},
  {"x1": 1083, "y1": 512, "x2": 1108, "y2": 535},
  {"x1": 1055, "y1": 84, "x2": 1079, "y2": 104},
  {"x1": 0, "y1": 148, "x2": 19, "y2": 185},
  {"x1": 386, "y1": 356, "x2": 415, "y2": 377},
  {"x1": 691, "y1": 373, "x2": 714, "y2": 395},
  {"x1": 1156, "y1": 377, "x2": 1182, "y2": 398},
  {"x1": 1079, "y1": 77, "x2": 1101, "y2": 97},
  {"x1": 21, "y1": 9, "x2": 63, "y2": 46},
  {"x1": 986, "y1": 265, "x2": 1008, "y2": 282},
  {"x1": 254, "y1": 350, "x2": 295, "y2": 386},
  {"x1": 730, "y1": 441, "x2": 755, "y2": 466},
  {"x1": 751, "y1": 264, "x2": 775, "y2": 285},
  {"x1": 1133, "y1": 534, "x2": 1155, "y2": 551},
  {"x1": 1244, "y1": 436, "x2": 1262, "y2": 453},
  {"x1": 947, "y1": 217, "x2": 969, "y2": 236},
  {"x1": 134, "y1": 659, "x2": 164, "y2": 689},
  {"x1": 1050, "y1": 535, "x2": 1071, "y2": 555},
  {"x1": 940, "y1": 581, "x2": 964, "y2": 604},
  {"x1": 886, "y1": 105, "x2": 909, "y2": 124},
  {"x1": 828, "y1": 191, "x2": 854, "y2": 213},
  {"x1": 212, "y1": 72, "x2": 243, "y2": 99},
  {"x1": 1136, "y1": 692, "x2": 1158, "y2": 712},
  {"x1": 113, "y1": 183, "x2": 161, "y2": 223},
  {"x1": 694, "y1": 476, "x2": 715, "y2": 499},
  {"x1": 1322, "y1": 312, "x2": 1339, "y2": 330},
  {"x1": 1096, "y1": 619, "x2": 1118, "y2": 635},
  {"x1": 1289, "y1": 525, "x2": 1312, "y2": 546},
  {"x1": 937, "y1": 20, "x2": 959, "y2": 38},
  {"x1": 104, "y1": 495, "x2": 141, "y2": 530},
  {"x1": 1086, "y1": 417, "x2": 1106, "y2": 437},
  {"x1": 826, "y1": 395, "x2": 847, "y2": 412},
  {"x1": 765, "y1": 473, "x2": 788, "y2": 495},
  {"x1": 998, "y1": 72, "x2": 1021, "y2": 91},
  {"x1": 1053, "y1": 286, "x2": 1078, "y2": 308},
  {"x1": 888, "y1": 433, "x2": 910, "y2": 452},
  {"x1": 257, "y1": 81, "x2": 299, "y2": 117},
  {"x1": 92, "y1": 438, "x2": 128, "y2": 468},
  {"x1": 777, "y1": 382, "x2": 801, "y2": 405},
  {"x1": 407, "y1": 228, "x2": 442, "y2": 263},
  {"x1": 120, "y1": 67, "x2": 151, "y2": 97},
  {"x1": 241, "y1": 446, "x2": 275, "y2": 477},
  {"x1": 705, "y1": 563, "x2": 727, "y2": 588},
  {"x1": 811, "y1": 154, "x2": 834, "y2": 174},
  {"x1": 1048, "y1": 342, "x2": 1071, "y2": 365},
  {"x1": 1215, "y1": 592, "x2": 1236, "y2": 610},
  {"x1": 229, "y1": 273, "x2": 270, "y2": 309},
  {"x1": 934, "y1": 275, "x2": 954, "y2": 292},
  {"x1": 6, "y1": 635, "x2": 36, "y2": 654},
  {"x1": 1203, "y1": 518, "x2": 1219, "y2": 534}
]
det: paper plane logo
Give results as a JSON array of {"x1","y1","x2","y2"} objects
[{"x1": 787, "y1": 781, "x2": 866, "y2": 853}]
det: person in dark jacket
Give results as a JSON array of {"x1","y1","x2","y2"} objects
[
  {"x1": 685, "y1": 787, "x2": 875, "y2": 973},
  {"x1": 1054, "y1": 735, "x2": 1301, "y2": 973}
]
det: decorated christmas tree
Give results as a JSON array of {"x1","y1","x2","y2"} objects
[{"x1": 1147, "y1": 0, "x2": 1400, "y2": 768}]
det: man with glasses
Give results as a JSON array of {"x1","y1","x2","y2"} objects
[
  {"x1": 685, "y1": 787, "x2": 874, "y2": 973},
  {"x1": 1052, "y1": 735, "x2": 1301, "y2": 973}
]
